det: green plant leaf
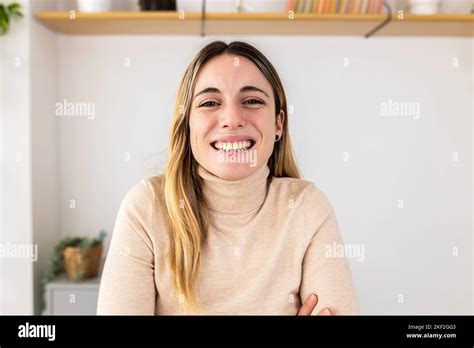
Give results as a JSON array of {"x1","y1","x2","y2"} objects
[
  {"x1": 9, "y1": 5, "x2": 23, "y2": 18},
  {"x1": 7, "y1": 3, "x2": 21, "y2": 12},
  {"x1": 0, "y1": 2, "x2": 23, "y2": 36},
  {"x1": 0, "y1": 21, "x2": 8, "y2": 35},
  {"x1": 0, "y1": 5, "x2": 9, "y2": 27}
]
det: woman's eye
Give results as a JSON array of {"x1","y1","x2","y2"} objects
[
  {"x1": 199, "y1": 101, "x2": 219, "y2": 108},
  {"x1": 244, "y1": 99, "x2": 264, "y2": 105}
]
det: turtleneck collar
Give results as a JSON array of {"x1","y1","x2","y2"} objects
[{"x1": 197, "y1": 163, "x2": 271, "y2": 214}]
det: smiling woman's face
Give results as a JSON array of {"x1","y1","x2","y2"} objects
[{"x1": 189, "y1": 53, "x2": 284, "y2": 180}]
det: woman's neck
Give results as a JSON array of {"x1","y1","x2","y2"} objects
[{"x1": 197, "y1": 163, "x2": 270, "y2": 214}]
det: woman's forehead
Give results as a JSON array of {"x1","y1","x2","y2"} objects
[{"x1": 194, "y1": 54, "x2": 272, "y2": 95}]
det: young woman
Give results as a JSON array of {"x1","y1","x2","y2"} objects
[{"x1": 97, "y1": 40, "x2": 359, "y2": 315}]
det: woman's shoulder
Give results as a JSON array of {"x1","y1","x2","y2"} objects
[
  {"x1": 269, "y1": 175, "x2": 334, "y2": 215},
  {"x1": 120, "y1": 174, "x2": 166, "y2": 210},
  {"x1": 144, "y1": 174, "x2": 165, "y2": 195}
]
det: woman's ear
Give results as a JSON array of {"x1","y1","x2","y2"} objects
[{"x1": 275, "y1": 109, "x2": 285, "y2": 138}]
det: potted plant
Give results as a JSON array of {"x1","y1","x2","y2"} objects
[
  {"x1": 41, "y1": 230, "x2": 106, "y2": 314},
  {"x1": 77, "y1": 0, "x2": 112, "y2": 12},
  {"x1": 0, "y1": 2, "x2": 23, "y2": 35}
]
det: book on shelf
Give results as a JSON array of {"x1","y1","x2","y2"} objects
[{"x1": 285, "y1": 0, "x2": 384, "y2": 14}]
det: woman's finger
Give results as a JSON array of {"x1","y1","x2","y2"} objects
[
  {"x1": 297, "y1": 293, "x2": 318, "y2": 316},
  {"x1": 317, "y1": 307, "x2": 332, "y2": 315}
]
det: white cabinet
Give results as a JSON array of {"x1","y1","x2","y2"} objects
[{"x1": 45, "y1": 274, "x2": 100, "y2": 315}]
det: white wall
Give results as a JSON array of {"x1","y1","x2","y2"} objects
[
  {"x1": 30, "y1": 0, "x2": 59, "y2": 315},
  {"x1": 0, "y1": 0, "x2": 58, "y2": 315},
  {"x1": 56, "y1": 34, "x2": 472, "y2": 314},
  {"x1": 0, "y1": 0, "x2": 34, "y2": 314}
]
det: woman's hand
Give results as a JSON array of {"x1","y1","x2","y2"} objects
[{"x1": 297, "y1": 293, "x2": 332, "y2": 316}]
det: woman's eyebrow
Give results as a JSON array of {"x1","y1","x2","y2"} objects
[
  {"x1": 193, "y1": 85, "x2": 270, "y2": 100},
  {"x1": 240, "y1": 85, "x2": 270, "y2": 99},
  {"x1": 193, "y1": 87, "x2": 220, "y2": 99}
]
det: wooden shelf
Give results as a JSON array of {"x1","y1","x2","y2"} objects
[{"x1": 35, "y1": 12, "x2": 473, "y2": 36}]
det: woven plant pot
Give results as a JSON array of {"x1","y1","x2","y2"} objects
[{"x1": 63, "y1": 244, "x2": 103, "y2": 281}]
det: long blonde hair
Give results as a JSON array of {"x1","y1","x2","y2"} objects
[{"x1": 164, "y1": 40, "x2": 301, "y2": 313}]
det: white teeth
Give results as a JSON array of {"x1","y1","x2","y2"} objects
[{"x1": 213, "y1": 140, "x2": 252, "y2": 151}]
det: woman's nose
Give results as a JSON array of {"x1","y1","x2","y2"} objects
[{"x1": 219, "y1": 103, "x2": 246, "y2": 129}]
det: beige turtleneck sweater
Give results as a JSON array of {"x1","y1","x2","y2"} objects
[{"x1": 97, "y1": 163, "x2": 359, "y2": 315}]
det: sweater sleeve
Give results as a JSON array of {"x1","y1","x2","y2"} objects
[
  {"x1": 299, "y1": 184, "x2": 359, "y2": 315},
  {"x1": 96, "y1": 179, "x2": 157, "y2": 315}
]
